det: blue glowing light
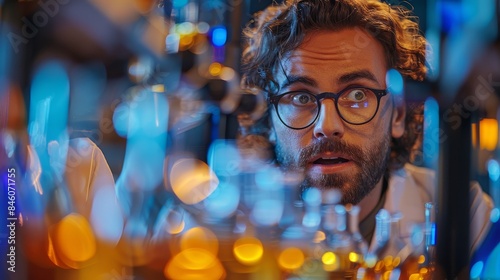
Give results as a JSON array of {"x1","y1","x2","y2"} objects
[
  {"x1": 113, "y1": 89, "x2": 169, "y2": 138},
  {"x1": 488, "y1": 159, "x2": 500, "y2": 182},
  {"x1": 463, "y1": 0, "x2": 496, "y2": 30},
  {"x1": 470, "y1": 261, "x2": 484, "y2": 279},
  {"x1": 207, "y1": 140, "x2": 241, "y2": 176},
  {"x1": 204, "y1": 181, "x2": 240, "y2": 219},
  {"x1": 302, "y1": 212, "x2": 321, "y2": 229},
  {"x1": 385, "y1": 69, "x2": 403, "y2": 96},
  {"x1": 423, "y1": 97, "x2": 440, "y2": 170},
  {"x1": 430, "y1": 223, "x2": 437, "y2": 246},
  {"x1": 211, "y1": 27, "x2": 227, "y2": 47},
  {"x1": 484, "y1": 243, "x2": 500, "y2": 278},
  {"x1": 251, "y1": 199, "x2": 284, "y2": 226},
  {"x1": 425, "y1": 29, "x2": 440, "y2": 81},
  {"x1": 116, "y1": 92, "x2": 169, "y2": 193},
  {"x1": 173, "y1": 0, "x2": 188, "y2": 8},
  {"x1": 29, "y1": 60, "x2": 70, "y2": 146},
  {"x1": 303, "y1": 187, "x2": 321, "y2": 207},
  {"x1": 282, "y1": 225, "x2": 306, "y2": 239},
  {"x1": 112, "y1": 102, "x2": 130, "y2": 138},
  {"x1": 255, "y1": 166, "x2": 283, "y2": 190},
  {"x1": 491, "y1": 208, "x2": 500, "y2": 223},
  {"x1": 438, "y1": 2, "x2": 462, "y2": 34},
  {"x1": 28, "y1": 60, "x2": 70, "y2": 176}
]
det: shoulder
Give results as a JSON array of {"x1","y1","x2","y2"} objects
[
  {"x1": 384, "y1": 164, "x2": 435, "y2": 237},
  {"x1": 388, "y1": 164, "x2": 494, "y2": 252},
  {"x1": 396, "y1": 164, "x2": 436, "y2": 190},
  {"x1": 386, "y1": 164, "x2": 436, "y2": 210}
]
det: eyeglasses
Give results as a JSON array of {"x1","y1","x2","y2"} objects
[{"x1": 268, "y1": 87, "x2": 388, "y2": 129}]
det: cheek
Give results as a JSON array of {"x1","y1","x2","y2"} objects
[
  {"x1": 271, "y1": 111, "x2": 309, "y2": 144},
  {"x1": 274, "y1": 125, "x2": 309, "y2": 153}
]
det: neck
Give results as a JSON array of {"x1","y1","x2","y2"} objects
[{"x1": 357, "y1": 177, "x2": 384, "y2": 221}]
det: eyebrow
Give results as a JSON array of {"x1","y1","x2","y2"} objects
[
  {"x1": 280, "y1": 69, "x2": 380, "y2": 90},
  {"x1": 338, "y1": 70, "x2": 379, "y2": 85},
  {"x1": 280, "y1": 75, "x2": 317, "y2": 89}
]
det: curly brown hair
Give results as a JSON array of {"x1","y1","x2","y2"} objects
[{"x1": 238, "y1": 0, "x2": 428, "y2": 170}]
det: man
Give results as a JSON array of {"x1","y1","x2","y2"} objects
[{"x1": 238, "y1": 0, "x2": 493, "y2": 255}]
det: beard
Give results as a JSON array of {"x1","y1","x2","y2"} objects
[{"x1": 275, "y1": 133, "x2": 391, "y2": 205}]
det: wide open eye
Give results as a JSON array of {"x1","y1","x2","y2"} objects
[
  {"x1": 344, "y1": 88, "x2": 368, "y2": 102},
  {"x1": 289, "y1": 92, "x2": 316, "y2": 106}
]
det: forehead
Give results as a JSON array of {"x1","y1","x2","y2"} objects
[{"x1": 278, "y1": 28, "x2": 388, "y2": 87}]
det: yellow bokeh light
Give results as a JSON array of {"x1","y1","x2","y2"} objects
[
  {"x1": 349, "y1": 252, "x2": 360, "y2": 263},
  {"x1": 321, "y1": 251, "x2": 337, "y2": 265},
  {"x1": 480, "y1": 118, "x2": 498, "y2": 151},
  {"x1": 420, "y1": 267, "x2": 429, "y2": 274},
  {"x1": 179, "y1": 35, "x2": 195, "y2": 51},
  {"x1": 209, "y1": 63, "x2": 223, "y2": 77},
  {"x1": 47, "y1": 231, "x2": 73, "y2": 269},
  {"x1": 374, "y1": 260, "x2": 384, "y2": 272},
  {"x1": 392, "y1": 257, "x2": 401, "y2": 267},
  {"x1": 233, "y1": 237, "x2": 264, "y2": 265},
  {"x1": 417, "y1": 255, "x2": 426, "y2": 264},
  {"x1": 409, "y1": 273, "x2": 421, "y2": 280},
  {"x1": 53, "y1": 213, "x2": 96, "y2": 263},
  {"x1": 322, "y1": 251, "x2": 340, "y2": 272},
  {"x1": 169, "y1": 158, "x2": 219, "y2": 205},
  {"x1": 164, "y1": 248, "x2": 225, "y2": 280},
  {"x1": 278, "y1": 247, "x2": 305, "y2": 271},
  {"x1": 151, "y1": 84, "x2": 164, "y2": 93},
  {"x1": 383, "y1": 255, "x2": 394, "y2": 268},
  {"x1": 180, "y1": 227, "x2": 219, "y2": 256},
  {"x1": 473, "y1": 118, "x2": 499, "y2": 151}
]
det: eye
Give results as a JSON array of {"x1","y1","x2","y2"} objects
[
  {"x1": 344, "y1": 88, "x2": 368, "y2": 102},
  {"x1": 290, "y1": 92, "x2": 316, "y2": 106}
]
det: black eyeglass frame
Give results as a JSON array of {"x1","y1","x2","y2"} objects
[{"x1": 268, "y1": 87, "x2": 389, "y2": 130}]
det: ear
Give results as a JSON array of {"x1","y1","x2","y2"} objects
[{"x1": 391, "y1": 97, "x2": 406, "y2": 138}]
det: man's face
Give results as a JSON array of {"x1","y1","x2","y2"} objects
[{"x1": 271, "y1": 29, "x2": 405, "y2": 205}]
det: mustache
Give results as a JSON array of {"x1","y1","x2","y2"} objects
[{"x1": 297, "y1": 138, "x2": 365, "y2": 167}]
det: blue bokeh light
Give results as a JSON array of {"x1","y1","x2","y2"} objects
[
  {"x1": 470, "y1": 261, "x2": 483, "y2": 279},
  {"x1": 29, "y1": 60, "x2": 70, "y2": 147},
  {"x1": 173, "y1": 0, "x2": 188, "y2": 9},
  {"x1": 251, "y1": 199, "x2": 284, "y2": 226},
  {"x1": 423, "y1": 97, "x2": 440, "y2": 170},
  {"x1": 255, "y1": 166, "x2": 283, "y2": 190},
  {"x1": 211, "y1": 27, "x2": 227, "y2": 47},
  {"x1": 204, "y1": 181, "x2": 240, "y2": 219},
  {"x1": 488, "y1": 159, "x2": 500, "y2": 182},
  {"x1": 484, "y1": 243, "x2": 500, "y2": 278},
  {"x1": 208, "y1": 140, "x2": 241, "y2": 176},
  {"x1": 385, "y1": 69, "x2": 404, "y2": 96},
  {"x1": 490, "y1": 208, "x2": 500, "y2": 224}
]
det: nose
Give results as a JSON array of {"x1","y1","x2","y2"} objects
[{"x1": 313, "y1": 99, "x2": 345, "y2": 139}]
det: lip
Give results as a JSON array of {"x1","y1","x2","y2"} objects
[
  {"x1": 308, "y1": 152, "x2": 353, "y2": 163},
  {"x1": 307, "y1": 153, "x2": 355, "y2": 174}
]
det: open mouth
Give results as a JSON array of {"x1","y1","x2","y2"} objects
[{"x1": 312, "y1": 157, "x2": 350, "y2": 165}]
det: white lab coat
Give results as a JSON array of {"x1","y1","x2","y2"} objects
[{"x1": 374, "y1": 163, "x2": 494, "y2": 254}]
